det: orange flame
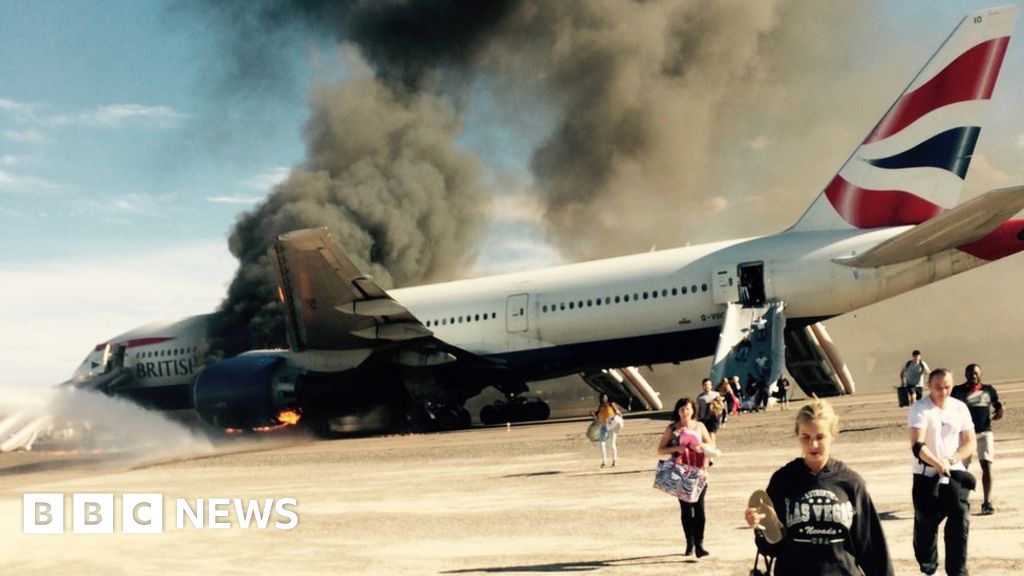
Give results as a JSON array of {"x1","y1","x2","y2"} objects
[{"x1": 276, "y1": 408, "x2": 302, "y2": 426}]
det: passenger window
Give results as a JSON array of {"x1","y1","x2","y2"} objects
[
  {"x1": 672, "y1": 288, "x2": 678, "y2": 296},
  {"x1": 569, "y1": 302, "x2": 575, "y2": 309},
  {"x1": 614, "y1": 296, "x2": 621, "y2": 303},
  {"x1": 691, "y1": 285, "x2": 697, "y2": 293},
  {"x1": 701, "y1": 283, "x2": 708, "y2": 292}
]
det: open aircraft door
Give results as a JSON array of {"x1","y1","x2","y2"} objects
[
  {"x1": 506, "y1": 293, "x2": 529, "y2": 333},
  {"x1": 737, "y1": 261, "x2": 767, "y2": 307}
]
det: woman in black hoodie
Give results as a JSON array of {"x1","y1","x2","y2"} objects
[{"x1": 744, "y1": 398, "x2": 894, "y2": 576}]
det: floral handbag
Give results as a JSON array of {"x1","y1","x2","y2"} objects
[{"x1": 653, "y1": 457, "x2": 707, "y2": 503}]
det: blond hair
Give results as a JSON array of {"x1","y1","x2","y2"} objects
[{"x1": 794, "y1": 396, "x2": 839, "y2": 436}]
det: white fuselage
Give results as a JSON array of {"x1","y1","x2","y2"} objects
[
  {"x1": 391, "y1": 227, "x2": 987, "y2": 366},
  {"x1": 75, "y1": 227, "x2": 990, "y2": 388}
]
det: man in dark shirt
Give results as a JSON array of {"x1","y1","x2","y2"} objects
[{"x1": 952, "y1": 364, "x2": 1004, "y2": 515}]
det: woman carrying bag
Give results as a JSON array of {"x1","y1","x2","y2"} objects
[
  {"x1": 657, "y1": 397, "x2": 715, "y2": 558},
  {"x1": 592, "y1": 393, "x2": 623, "y2": 468}
]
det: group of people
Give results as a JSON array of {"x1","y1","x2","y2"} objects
[
  {"x1": 645, "y1": 361, "x2": 1004, "y2": 575},
  {"x1": 695, "y1": 375, "x2": 791, "y2": 433},
  {"x1": 901, "y1": 352, "x2": 1003, "y2": 515}
]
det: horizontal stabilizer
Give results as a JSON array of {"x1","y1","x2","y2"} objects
[{"x1": 834, "y1": 185, "x2": 1024, "y2": 267}]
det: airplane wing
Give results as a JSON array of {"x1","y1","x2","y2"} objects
[
  {"x1": 270, "y1": 228, "x2": 496, "y2": 372},
  {"x1": 833, "y1": 185, "x2": 1024, "y2": 268},
  {"x1": 270, "y1": 227, "x2": 433, "y2": 351}
]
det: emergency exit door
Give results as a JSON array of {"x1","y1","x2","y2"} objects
[{"x1": 506, "y1": 293, "x2": 529, "y2": 333}]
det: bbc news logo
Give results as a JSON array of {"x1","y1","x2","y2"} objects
[{"x1": 23, "y1": 493, "x2": 298, "y2": 534}]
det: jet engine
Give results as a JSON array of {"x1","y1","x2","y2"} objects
[{"x1": 193, "y1": 355, "x2": 301, "y2": 429}]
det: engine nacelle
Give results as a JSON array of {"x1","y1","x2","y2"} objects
[{"x1": 193, "y1": 355, "x2": 300, "y2": 429}]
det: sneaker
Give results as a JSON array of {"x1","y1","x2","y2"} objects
[{"x1": 981, "y1": 501, "x2": 995, "y2": 515}]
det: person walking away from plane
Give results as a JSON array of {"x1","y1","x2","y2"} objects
[
  {"x1": 658, "y1": 397, "x2": 715, "y2": 558},
  {"x1": 717, "y1": 377, "x2": 737, "y2": 425},
  {"x1": 695, "y1": 378, "x2": 721, "y2": 442},
  {"x1": 744, "y1": 397, "x2": 894, "y2": 575},
  {"x1": 592, "y1": 393, "x2": 622, "y2": 468},
  {"x1": 901, "y1": 350, "x2": 930, "y2": 406},
  {"x1": 777, "y1": 376, "x2": 791, "y2": 410},
  {"x1": 909, "y1": 368, "x2": 977, "y2": 576},
  {"x1": 952, "y1": 364, "x2": 1004, "y2": 515}
]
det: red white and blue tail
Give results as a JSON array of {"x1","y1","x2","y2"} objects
[{"x1": 791, "y1": 5, "x2": 1019, "y2": 232}]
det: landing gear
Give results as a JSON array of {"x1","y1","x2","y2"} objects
[
  {"x1": 406, "y1": 403, "x2": 472, "y2": 432},
  {"x1": 479, "y1": 396, "x2": 551, "y2": 425}
]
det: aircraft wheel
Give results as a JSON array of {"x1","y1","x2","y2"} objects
[
  {"x1": 436, "y1": 407, "x2": 464, "y2": 431},
  {"x1": 480, "y1": 405, "x2": 499, "y2": 425}
]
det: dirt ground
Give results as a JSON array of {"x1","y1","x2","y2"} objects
[{"x1": 1, "y1": 384, "x2": 1022, "y2": 575}]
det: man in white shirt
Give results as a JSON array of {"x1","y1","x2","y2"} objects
[
  {"x1": 908, "y1": 368, "x2": 976, "y2": 576},
  {"x1": 695, "y1": 378, "x2": 721, "y2": 439}
]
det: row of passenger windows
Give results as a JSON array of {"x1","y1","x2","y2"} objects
[
  {"x1": 424, "y1": 312, "x2": 497, "y2": 328},
  {"x1": 541, "y1": 283, "x2": 709, "y2": 314},
  {"x1": 133, "y1": 346, "x2": 198, "y2": 359}
]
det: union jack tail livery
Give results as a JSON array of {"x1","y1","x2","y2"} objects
[{"x1": 793, "y1": 5, "x2": 1020, "y2": 232}]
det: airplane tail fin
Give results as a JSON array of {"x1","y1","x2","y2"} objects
[{"x1": 790, "y1": 5, "x2": 1019, "y2": 232}]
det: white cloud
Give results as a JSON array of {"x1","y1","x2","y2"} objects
[
  {"x1": 244, "y1": 166, "x2": 290, "y2": 190},
  {"x1": 50, "y1": 104, "x2": 187, "y2": 129},
  {"x1": 4, "y1": 129, "x2": 45, "y2": 144},
  {"x1": 487, "y1": 194, "x2": 546, "y2": 225},
  {"x1": 0, "y1": 98, "x2": 41, "y2": 118},
  {"x1": 0, "y1": 242, "x2": 237, "y2": 387},
  {"x1": 205, "y1": 194, "x2": 266, "y2": 205},
  {"x1": 0, "y1": 169, "x2": 64, "y2": 192},
  {"x1": 471, "y1": 238, "x2": 564, "y2": 277}
]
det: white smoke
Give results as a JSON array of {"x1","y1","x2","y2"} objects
[{"x1": 0, "y1": 386, "x2": 214, "y2": 463}]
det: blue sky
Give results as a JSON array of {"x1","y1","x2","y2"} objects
[{"x1": 2, "y1": 1, "x2": 1023, "y2": 387}]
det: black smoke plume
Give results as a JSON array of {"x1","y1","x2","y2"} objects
[{"x1": 192, "y1": 0, "x2": 879, "y2": 353}]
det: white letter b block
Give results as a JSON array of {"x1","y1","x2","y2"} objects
[
  {"x1": 73, "y1": 493, "x2": 113, "y2": 534},
  {"x1": 23, "y1": 493, "x2": 64, "y2": 534}
]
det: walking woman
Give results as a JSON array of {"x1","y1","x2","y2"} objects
[
  {"x1": 593, "y1": 393, "x2": 622, "y2": 467},
  {"x1": 743, "y1": 398, "x2": 894, "y2": 575},
  {"x1": 657, "y1": 397, "x2": 714, "y2": 557},
  {"x1": 717, "y1": 377, "x2": 738, "y2": 424}
]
